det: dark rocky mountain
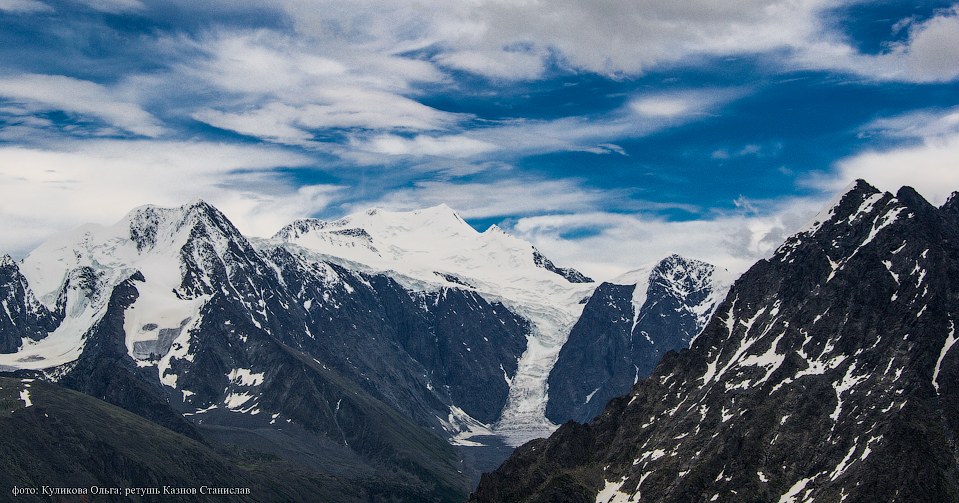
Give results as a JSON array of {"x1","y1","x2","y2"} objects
[
  {"x1": 0, "y1": 255, "x2": 61, "y2": 353},
  {"x1": 546, "y1": 255, "x2": 730, "y2": 424},
  {"x1": 0, "y1": 202, "x2": 482, "y2": 499},
  {"x1": 0, "y1": 376, "x2": 446, "y2": 502},
  {"x1": 472, "y1": 180, "x2": 959, "y2": 503},
  {"x1": 263, "y1": 245, "x2": 530, "y2": 427},
  {"x1": 265, "y1": 205, "x2": 599, "y2": 448}
]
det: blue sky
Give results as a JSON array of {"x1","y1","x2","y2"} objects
[{"x1": 1, "y1": 0, "x2": 958, "y2": 277}]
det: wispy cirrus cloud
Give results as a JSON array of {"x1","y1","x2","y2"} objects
[
  {"x1": 341, "y1": 87, "x2": 748, "y2": 165},
  {"x1": 77, "y1": 0, "x2": 145, "y2": 13},
  {"x1": 859, "y1": 105, "x2": 959, "y2": 140},
  {"x1": 0, "y1": 74, "x2": 165, "y2": 137},
  {"x1": 182, "y1": 30, "x2": 457, "y2": 146}
]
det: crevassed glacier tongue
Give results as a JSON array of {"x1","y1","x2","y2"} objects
[{"x1": 493, "y1": 301, "x2": 582, "y2": 446}]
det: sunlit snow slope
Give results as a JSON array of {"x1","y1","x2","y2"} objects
[{"x1": 273, "y1": 204, "x2": 596, "y2": 444}]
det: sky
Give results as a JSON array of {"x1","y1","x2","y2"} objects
[{"x1": 1, "y1": 0, "x2": 958, "y2": 279}]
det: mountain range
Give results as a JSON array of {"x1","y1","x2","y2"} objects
[
  {"x1": 471, "y1": 180, "x2": 959, "y2": 502},
  {"x1": 5, "y1": 179, "x2": 954, "y2": 501},
  {"x1": 0, "y1": 200, "x2": 729, "y2": 499}
]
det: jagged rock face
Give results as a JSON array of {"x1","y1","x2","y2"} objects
[
  {"x1": 533, "y1": 249, "x2": 593, "y2": 283},
  {"x1": 472, "y1": 181, "x2": 959, "y2": 503},
  {"x1": 546, "y1": 256, "x2": 728, "y2": 424},
  {"x1": 264, "y1": 246, "x2": 529, "y2": 427},
  {"x1": 545, "y1": 282, "x2": 636, "y2": 424},
  {"x1": 56, "y1": 271, "x2": 205, "y2": 440},
  {"x1": 0, "y1": 256, "x2": 60, "y2": 353},
  {"x1": 363, "y1": 275, "x2": 529, "y2": 424}
]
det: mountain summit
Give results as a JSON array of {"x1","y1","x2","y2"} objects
[
  {"x1": 472, "y1": 180, "x2": 959, "y2": 502},
  {"x1": 546, "y1": 254, "x2": 732, "y2": 424}
]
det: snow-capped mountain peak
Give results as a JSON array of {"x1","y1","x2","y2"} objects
[
  {"x1": 612, "y1": 254, "x2": 732, "y2": 333},
  {"x1": 271, "y1": 204, "x2": 597, "y2": 444},
  {"x1": 272, "y1": 204, "x2": 591, "y2": 294},
  {"x1": 126, "y1": 198, "x2": 239, "y2": 252},
  {"x1": 4, "y1": 199, "x2": 274, "y2": 370},
  {"x1": 544, "y1": 253, "x2": 731, "y2": 424}
]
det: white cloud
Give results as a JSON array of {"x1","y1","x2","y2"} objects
[
  {"x1": 273, "y1": 0, "x2": 959, "y2": 84},
  {"x1": 194, "y1": 90, "x2": 457, "y2": 146},
  {"x1": 510, "y1": 197, "x2": 825, "y2": 280},
  {"x1": 0, "y1": 140, "x2": 339, "y2": 256},
  {"x1": 194, "y1": 103, "x2": 315, "y2": 145},
  {"x1": 629, "y1": 88, "x2": 744, "y2": 119},
  {"x1": 809, "y1": 135, "x2": 959, "y2": 206},
  {"x1": 77, "y1": 0, "x2": 144, "y2": 12},
  {"x1": 350, "y1": 178, "x2": 619, "y2": 220},
  {"x1": 181, "y1": 30, "x2": 457, "y2": 145},
  {"x1": 0, "y1": 0, "x2": 51, "y2": 12},
  {"x1": 361, "y1": 134, "x2": 497, "y2": 158},
  {"x1": 861, "y1": 106, "x2": 959, "y2": 139},
  {"x1": 806, "y1": 106, "x2": 959, "y2": 206},
  {"x1": 435, "y1": 48, "x2": 546, "y2": 80},
  {"x1": 795, "y1": 6, "x2": 959, "y2": 83},
  {"x1": 631, "y1": 98, "x2": 692, "y2": 118},
  {"x1": 279, "y1": 0, "x2": 839, "y2": 78},
  {"x1": 182, "y1": 31, "x2": 350, "y2": 96},
  {"x1": 0, "y1": 74, "x2": 165, "y2": 137}
]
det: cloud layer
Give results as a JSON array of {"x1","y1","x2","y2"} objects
[{"x1": 0, "y1": 0, "x2": 956, "y2": 279}]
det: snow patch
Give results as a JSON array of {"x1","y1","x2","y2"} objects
[
  {"x1": 19, "y1": 387, "x2": 32, "y2": 408},
  {"x1": 227, "y1": 368, "x2": 265, "y2": 387},
  {"x1": 224, "y1": 392, "x2": 255, "y2": 409},
  {"x1": 586, "y1": 387, "x2": 601, "y2": 404},
  {"x1": 735, "y1": 331, "x2": 787, "y2": 386},
  {"x1": 442, "y1": 405, "x2": 495, "y2": 447},
  {"x1": 933, "y1": 320, "x2": 956, "y2": 393},
  {"x1": 831, "y1": 363, "x2": 867, "y2": 422},
  {"x1": 595, "y1": 477, "x2": 631, "y2": 503},
  {"x1": 829, "y1": 443, "x2": 859, "y2": 481},
  {"x1": 778, "y1": 477, "x2": 813, "y2": 503}
]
